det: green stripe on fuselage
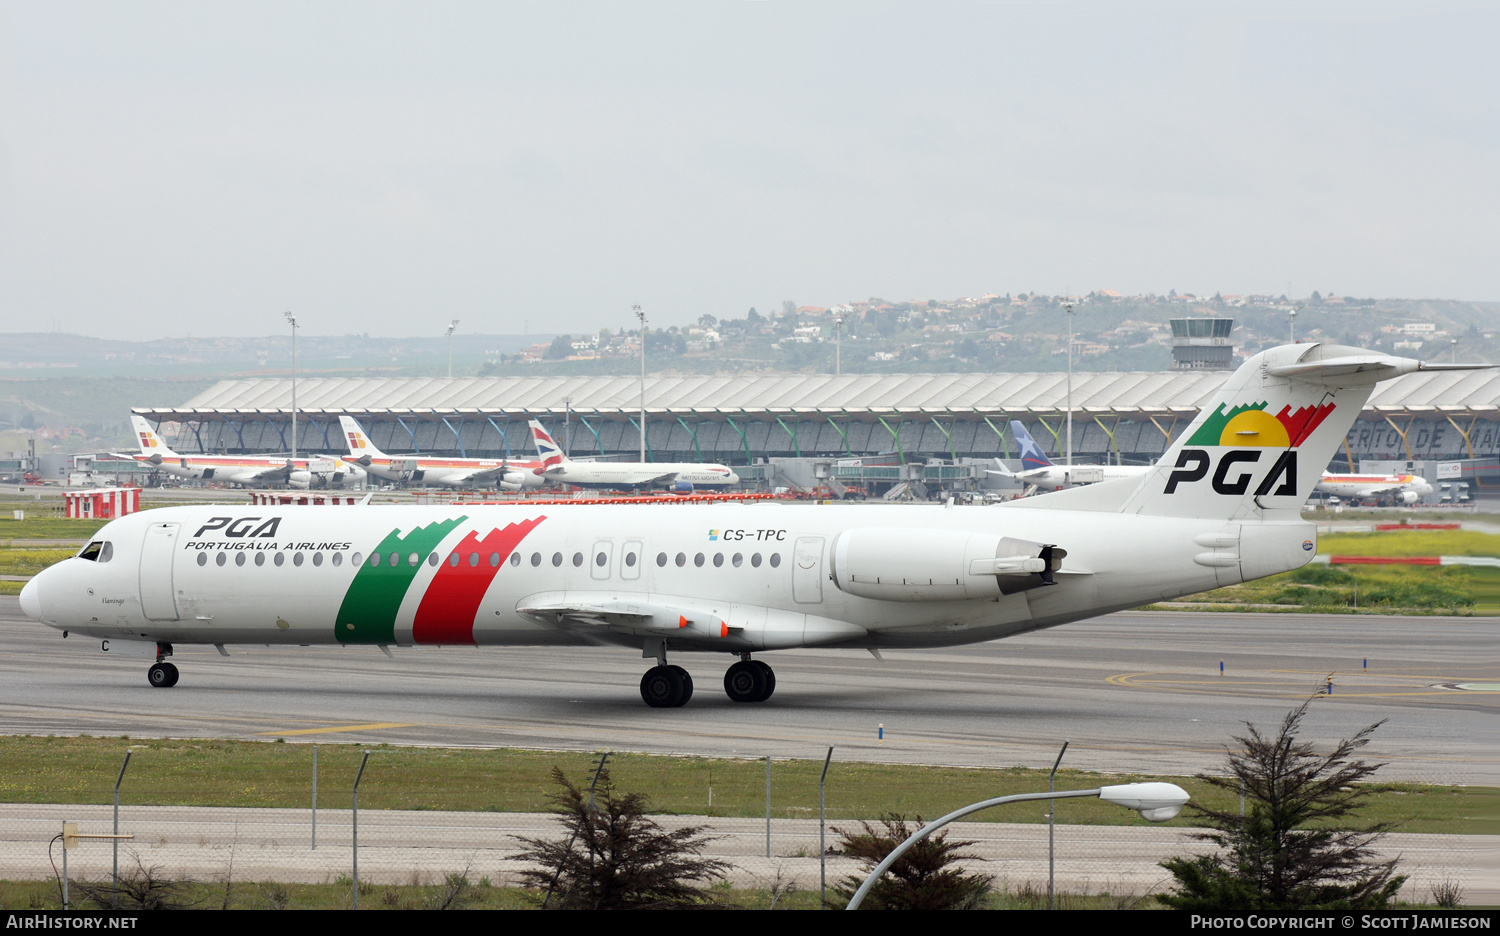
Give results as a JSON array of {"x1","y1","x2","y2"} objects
[{"x1": 336, "y1": 516, "x2": 466, "y2": 644}]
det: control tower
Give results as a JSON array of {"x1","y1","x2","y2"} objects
[{"x1": 1170, "y1": 317, "x2": 1235, "y2": 370}]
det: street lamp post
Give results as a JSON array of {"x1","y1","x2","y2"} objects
[
  {"x1": 1064, "y1": 302, "x2": 1075, "y2": 467},
  {"x1": 284, "y1": 311, "x2": 298, "y2": 467},
  {"x1": 446, "y1": 319, "x2": 460, "y2": 378},
  {"x1": 844, "y1": 781, "x2": 1189, "y2": 910},
  {"x1": 634, "y1": 305, "x2": 646, "y2": 462}
]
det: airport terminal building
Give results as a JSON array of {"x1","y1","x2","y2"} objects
[{"x1": 134, "y1": 367, "x2": 1500, "y2": 493}]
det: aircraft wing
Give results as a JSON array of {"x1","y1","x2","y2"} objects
[
  {"x1": 516, "y1": 592, "x2": 750, "y2": 645},
  {"x1": 447, "y1": 465, "x2": 519, "y2": 485},
  {"x1": 246, "y1": 462, "x2": 293, "y2": 482}
]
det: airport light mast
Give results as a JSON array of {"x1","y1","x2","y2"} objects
[
  {"x1": 834, "y1": 315, "x2": 843, "y2": 376},
  {"x1": 1064, "y1": 301, "x2": 1074, "y2": 467},
  {"x1": 446, "y1": 319, "x2": 460, "y2": 378},
  {"x1": 634, "y1": 304, "x2": 646, "y2": 462},
  {"x1": 285, "y1": 310, "x2": 298, "y2": 468}
]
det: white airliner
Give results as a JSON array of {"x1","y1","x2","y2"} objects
[
  {"x1": 340, "y1": 415, "x2": 544, "y2": 491},
  {"x1": 25, "y1": 345, "x2": 1485, "y2": 706},
  {"x1": 127, "y1": 415, "x2": 367, "y2": 489},
  {"x1": 988, "y1": 420, "x2": 1153, "y2": 490},
  {"x1": 528, "y1": 420, "x2": 740, "y2": 490},
  {"x1": 1315, "y1": 471, "x2": 1433, "y2": 506}
]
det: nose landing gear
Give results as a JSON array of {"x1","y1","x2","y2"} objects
[{"x1": 147, "y1": 642, "x2": 178, "y2": 688}]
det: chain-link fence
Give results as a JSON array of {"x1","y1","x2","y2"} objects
[{"x1": 1, "y1": 743, "x2": 1486, "y2": 908}]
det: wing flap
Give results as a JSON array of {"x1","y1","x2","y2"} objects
[{"x1": 516, "y1": 591, "x2": 747, "y2": 645}]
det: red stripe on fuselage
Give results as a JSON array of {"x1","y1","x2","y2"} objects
[{"x1": 412, "y1": 516, "x2": 546, "y2": 645}]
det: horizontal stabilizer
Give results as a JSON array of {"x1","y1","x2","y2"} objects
[{"x1": 1266, "y1": 350, "x2": 1493, "y2": 386}]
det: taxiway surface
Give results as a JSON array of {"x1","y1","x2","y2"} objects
[{"x1": 2, "y1": 598, "x2": 1495, "y2": 783}]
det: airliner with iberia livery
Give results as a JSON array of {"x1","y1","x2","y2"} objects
[
  {"x1": 127, "y1": 415, "x2": 366, "y2": 489},
  {"x1": 341, "y1": 415, "x2": 544, "y2": 491}
]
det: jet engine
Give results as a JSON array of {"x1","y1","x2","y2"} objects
[
  {"x1": 829, "y1": 528, "x2": 1065, "y2": 602},
  {"x1": 1399, "y1": 489, "x2": 1420, "y2": 506},
  {"x1": 287, "y1": 470, "x2": 312, "y2": 490},
  {"x1": 670, "y1": 481, "x2": 694, "y2": 494}
]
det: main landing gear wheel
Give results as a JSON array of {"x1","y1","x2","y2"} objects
[
  {"x1": 147, "y1": 662, "x2": 179, "y2": 688},
  {"x1": 724, "y1": 659, "x2": 775, "y2": 703},
  {"x1": 668, "y1": 665, "x2": 694, "y2": 703},
  {"x1": 640, "y1": 665, "x2": 692, "y2": 708}
]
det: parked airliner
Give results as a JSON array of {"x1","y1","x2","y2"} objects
[
  {"x1": 528, "y1": 420, "x2": 740, "y2": 490},
  {"x1": 127, "y1": 415, "x2": 366, "y2": 489},
  {"x1": 1314, "y1": 471, "x2": 1433, "y2": 506},
  {"x1": 27, "y1": 345, "x2": 1484, "y2": 706},
  {"x1": 988, "y1": 420, "x2": 1153, "y2": 490},
  {"x1": 340, "y1": 416, "x2": 544, "y2": 490}
]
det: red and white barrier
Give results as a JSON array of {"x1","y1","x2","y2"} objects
[{"x1": 65, "y1": 487, "x2": 141, "y2": 519}]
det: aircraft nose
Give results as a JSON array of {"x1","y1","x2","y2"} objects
[{"x1": 19, "y1": 575, "x2": 42, "y2": 621}]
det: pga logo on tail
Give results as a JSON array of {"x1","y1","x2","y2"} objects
[{"x1": 1164, "y1": 401, "x2": 1336, "y2": 496}]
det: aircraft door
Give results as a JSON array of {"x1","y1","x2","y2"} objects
[
  {"x1": 590, "y1": 540, "x2": 614, "y2": 581},
  {"x1": 139, "y1": 522, "x2": 181, "y2": 621},
  {"x1": 792, "y1": 536, "x2": 824, "y2": 604},
  {"x1": 620, "y1": 539, "x2": 642, "y2": 581}
]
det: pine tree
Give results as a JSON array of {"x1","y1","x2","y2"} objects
[
  {"x1": 1159, "y1": 701, "x2": 1406, "y2": 912},
  {"x1": 511, "y1": 767, "x2": 729, "y2": 910},
  {"x1": 832, "y1": 814, "x2": 993, "y2": 910}
]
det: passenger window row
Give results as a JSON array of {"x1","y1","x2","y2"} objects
[
  {"x1": 657, "y1": 551, "x2": 781, "y2": 569},
  {"x1": 199, "y1": 550, "x2": 346, "y2": 568},
  {"x1": 193, "y1": 546, "x2": 784, "y2": 573}
]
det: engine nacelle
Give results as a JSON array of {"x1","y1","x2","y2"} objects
[
  {"x1": 671, "y1": 481, "x2": 694, "y2": 494},
  {"x1": 829, "y1": 528, "x2": 1065, "y2": 602},
  {"x1": 287, "y1": 471, "x2": 311, "y2": 490},
  {"x1": 1399, "y1": 490, "x2": 1419, "y2": 505}
]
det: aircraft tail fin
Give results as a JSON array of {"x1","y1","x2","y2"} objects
[
  {"x1": 1009, "y1": 420, "x2": 1054, "y2": 470},
  {"x1": 1108, "y1": 343, "x2": 1444, "y2": 519},
  {"x1": 529, "y1": 419, "x2": 568, "y2": 470},
  {"x1": 339, "y1": 415, "x2": 387, "y2": 462},
  {"x1": 130, "y1": 414, "x2": 176, "y2": 459}
]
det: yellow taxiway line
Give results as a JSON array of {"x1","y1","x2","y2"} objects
[{"x1": 257, "y1": 722, "x2": 415, "y2": 736}]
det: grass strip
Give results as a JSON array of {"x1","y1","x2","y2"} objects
[
  {"x1": 0, "y1": 516, "x2": 108, "y2": 544},
  {"x1": 0, "y1": 735, "x2": 1492, "y2": 835}
]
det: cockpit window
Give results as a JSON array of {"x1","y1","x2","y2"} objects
[
  {"x1": 78, "y1": 542, "x2": 103, "y2": 562},
  {"x1": 99, "y1": 542, "x2": 113, "y2": 563}
]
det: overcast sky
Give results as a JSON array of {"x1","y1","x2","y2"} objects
[{"x1": 1, "y1": 1, "x2": 1495, "y2": 339}]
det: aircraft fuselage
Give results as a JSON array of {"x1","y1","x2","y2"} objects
[{"x1": 24, "y1": 502, "x2": 1313, "y2": 653}]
